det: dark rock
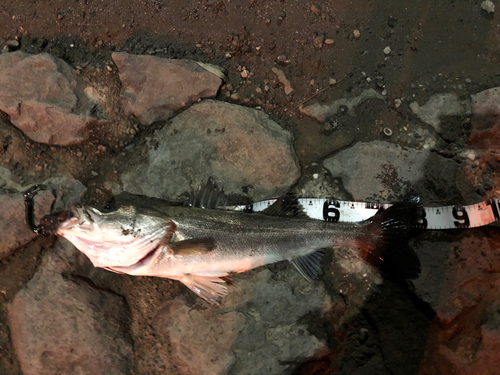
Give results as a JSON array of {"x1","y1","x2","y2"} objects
[
  {"x1": 0, "y1": 52, "x2": 98, "y2": 145},
  {"x1": 112, "y1": 52, "x2": 223, "y2": 125},
  {"x1": 323, "y1": 140, "x2": 476, "y2": 204},
  {"x1": 121, "y1": 99, "x2": 301, "y2": 201}
]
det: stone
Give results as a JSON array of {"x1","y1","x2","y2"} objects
[
  {"x1": 152, "y1": 267, "x2": 330, "y2": 375},
  {"x1": 411, "y1": 228, "x2": 500, "y2": 323},
  {"x1": 112, "y1": 52, "x2": 222, "y2": 125},
  {"x1": 0, "y1": 167, "x2": 85, "y2": 259},
  {"x1": 0, "y1": 186, "x2": 53, "y2": 260},
  {"x1": 322, "y1": 140, "x2": 473, "y2": 203},
  {"x1": 121, "y1": 100, "x2": 300, "y2": 201},
  {"x1": 0, "y1": 52, "x2": 98, "y2": 145},
  {"x1": 299, "y1": 89, "x2": 385, "y2": 123},
  {"x1": 481, "y1": 0, "x2": 495, "y2": 13},
  {"x1": 271, "y1": 67, "x2": 294, "y2": 95},
  {"x1": 7, "y1": 241, "x2": 133, "y2": 375},
  {"x1": 409, "y1": 93, "x2": 471, "y2": 133},
  {"x1": 383, "y1": 46, "x2": 391, "y2": 55}
]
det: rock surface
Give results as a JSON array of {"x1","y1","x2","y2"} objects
[
  {"x1": 323, "y1": 140, "x2": 474, "y2": 203},
  {"x1": 0, "y1": 167, "x2": 54, "y2": 259},
  {"x1": 152, "y1": 268, "x2": 330, "y2": 375},
  {"x1": 0, "y1": 167, "x2": 86, "y2": 259},
  {"x1": 411, "y1": 228, "x2": 500, "y2": 323},
  {"x1": 112, "y1": 52, "x2": 223, "y2": 125},
  {"x1": 299, "y1": 89, "x2": 385, "y2": 123},
  {"x1": 7, "y1": 241, "x2": 133, "y2": 375},
  {"x1": 0, "y1": 52, "x2": 97, "y2": 145},
  {"x1": 409, "y1": 93, "x2": 471, "y2": 133},
  {"x1": 121, "y1": 99, "x2": 301, "y2": 201}
]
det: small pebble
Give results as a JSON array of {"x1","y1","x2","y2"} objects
[
  {"x1": 255, "y1": 87, "x2": 263, "y2": 94},
  {"x1": 277, "y1": 54, "x2": 287, "y2": 63},
  {"x1": 231, "y1": 93, "x2": 241, "y2": 100},
  {"x1": 329, "y1": 78, "x2": 337, "y2": 85},
  {"x1": 353, "y1": 30, "x2": 361, "y2": 39},
  {"x1": 394, "y1": 98, "x2": 402, "y2": 108},
  {"x1": 241, "y1": 70, "x2": 249, "y2": 79},
  {"x1": 383, "y1": 46, "x2": 392, "y2": 55},
  {"x1": 91, "y1": 171, "x2": 99, "y2": 177},
  {"x1": 325, "y1": 38, "x2": 335, "y2": 45},
  {"x1": 196, "y1": 43, "x2": 202, "y2": 48},
  {"x1": 6, "y1": 39, "x2": 19, "y2": 47},
  {"x1": 310, "y1": 4, "x2": 321, "y2": 16},
  {"x1": 381, "y1": 89, "x2": 387, "y2": 95},
  {"x1": 366, "y1": 77, "x2": 372, "y2": 82},
  {"x1": 225, "y1": 52, "x2": 232, "y2": 59},
  {"x1": 313, "y1": 173, "x2": 319, "y2": 179},
  {"x1": 465, "y1": 78, "x2": 472, "y2": 83},
  {"x1": 383, "y1": 127, "x2": 393, "y2": 136},
  {"x1": 481, "y1": 0, "x2": 495, "y2": 13}
]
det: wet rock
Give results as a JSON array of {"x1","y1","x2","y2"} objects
[
  {"x1": 7, "y1": 241, "x2": 133, "y2": 375},
  {"x1": 411, "y1": 228, "x2": 500, "y2": 323},
  {"x1": 271, "y1": 67, "x2": 294, "y2": 95},
  {"x1": 0, "y1": 176, "x2": 54, "y2": 260},
  {"x1": 152, "y1": 268, "x2": 330, "y2": 375},
  {"x1": 322, "y1": 140, "x2": 473, "y2": 203},
  {"x1": 300, "y1": 89, "x2": 385, "y2": 123},
  {"x1": 409, "y1": 93, "x2": 471, "y2": 133},
  {"x1": 121, "y1": 99, "x2": 300, "y2": 201},
  {"x1": 0, "y1": 52, "x2": 97, "y2": 145},
  {"x1": 0, "y1": 168, "x2": 85, "y2": 259},
  {"x1": 112, "y1": 52, "x2": 223, "y2": 125}
]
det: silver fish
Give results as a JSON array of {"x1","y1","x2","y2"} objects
[{"x1": 56, "y1": 191, "x2": 421, "y2": 304}]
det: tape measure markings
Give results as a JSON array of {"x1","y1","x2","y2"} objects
[{"x1": 226, "y1": 198, "x2": 500, "y2": 230}]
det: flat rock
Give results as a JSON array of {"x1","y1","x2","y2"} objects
[
  {"x1": 409, "y1": 93, "x2": 471, "y2": 133},
  {"x1": 7, "y1": 241, "x2": 133, "y2": 375},
  {"x1": 299, "y1": 89, "x2": 385, "y2": 123},
  {"x1": 152, "y1": 268, "x2": 330, "y2": 375},
  {"x1": 322, "y1": 140, "x2": 473, "y2": 203},
  {"x1": 112, "y1": 52, "x2": 223, "y2": 125},
  {"x1": 411, "y1": 228, "x2": 500, "y2": 323},
  {"x1": 0, "y1": 52, "x2": 97, "y2": 145},
  {"x1": 121, "y1": 99, "x2": 301, "y2": 201}
]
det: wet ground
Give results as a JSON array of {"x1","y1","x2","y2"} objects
[{"x1": 1, "y1": 0, "x2": 500, "y2": 374}]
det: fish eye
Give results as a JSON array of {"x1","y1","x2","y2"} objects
[{"x1": 101, "y1": 197, "x2": 117, "y2": 213}]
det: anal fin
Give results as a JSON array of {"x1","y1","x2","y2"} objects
[
  {"x1": 290, "y1": 250, "x2": 324, "y2": 282},
  {"x1": 179, "y1": 274, "x2": 228, "y2": 305}
]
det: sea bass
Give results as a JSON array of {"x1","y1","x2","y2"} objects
[{"x1": 56, "y1": 190, "x2": 421, "y2": 304}]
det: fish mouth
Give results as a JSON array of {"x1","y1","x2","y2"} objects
[{"x1": 58, "y1": 205, "x2": 95, "y2": 231}]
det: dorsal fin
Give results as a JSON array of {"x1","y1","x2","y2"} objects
[
  {"x1": 290, "y1": 250, "x2": 324, "y2": 282},
  {"x1": 261, "y1": 194, "x2": 309, "y2": 219},
  {"x1": 186, "y1": 178, "x2": 229, "y2": 209}
]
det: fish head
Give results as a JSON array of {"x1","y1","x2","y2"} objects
[{"x1": 56, "y1": 203, "x2": 173, "y2": 268}]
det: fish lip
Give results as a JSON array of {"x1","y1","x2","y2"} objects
[{"x1": 58, "y1": 205, "x2": 92, "y2": 230}]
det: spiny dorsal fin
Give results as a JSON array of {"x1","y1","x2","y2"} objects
[
  {"x1": 290, "y1": 250, "x2": 325, "y2": 282},
  {"x1": 261, "y1": 194, "x2": 309, "y2": 219},
  {"x1": 170, "y1": 237, "x2": 216, "y2": 256},
  {"x1": 186, "y1": 178, "x2": 229, "y2": 209}
]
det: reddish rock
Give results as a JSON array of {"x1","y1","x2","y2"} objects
[
  {"x1": 0, "y1": 183, "x2": 54, "y2": 259},
  {"x1": 112, "y1": 52, "x2": 223, "y2": 125},
  {"x1": 0, "y1": 52, "x2": 97, "y2": 145},
  {"x1": 8, "y1": 242, "x2": 133, "y2": 375}
]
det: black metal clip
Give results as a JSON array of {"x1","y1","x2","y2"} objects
[{"x1": 23, "y1": 184, "x2": 49, "y2": 236}]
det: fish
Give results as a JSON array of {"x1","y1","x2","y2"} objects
[{"x1": 56, "y1": 183, "x2": 422, "y2": 304}]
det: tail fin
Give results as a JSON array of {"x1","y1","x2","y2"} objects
[{"x1": 357, "y1": 201, "x2": 422, "y2": 279}]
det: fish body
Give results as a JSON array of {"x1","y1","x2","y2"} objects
[{"x1": 57, "y1": 192, "x2": 421, "y2": 304}]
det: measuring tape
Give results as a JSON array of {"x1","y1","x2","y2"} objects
[{"x1": 227, "y1": 198, "x2": 500, "y2": 230}]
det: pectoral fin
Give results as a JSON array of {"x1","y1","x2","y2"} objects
[
  {"x1": 170, "y1": 237, "x2": 216, "y2": 256},
  {"x1": 179, "y1": 274, "x2": 228, "y2": 305}
]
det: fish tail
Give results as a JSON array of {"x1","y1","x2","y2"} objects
[{"x1": 356, "y1": 201, "x2": 422, "y2": 279}]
